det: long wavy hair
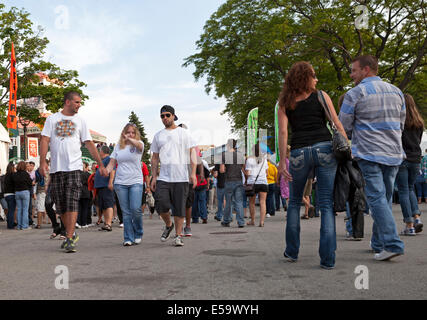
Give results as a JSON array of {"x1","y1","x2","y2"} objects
[
  {"x1": 404, "y1": 94, "x2": 424, "y2": 129},
  {"x1": 278, "y1": 61, "x2": 316, "y2": 111},
  {"x1": 118, "y1": 123, "x2": 141, "y2": 150}
]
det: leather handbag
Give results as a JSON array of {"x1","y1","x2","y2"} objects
[{"x1": 317, "y1": 90, "x2": 351, "y2": 162}]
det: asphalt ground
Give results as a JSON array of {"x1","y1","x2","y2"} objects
[{"x1": 0, "y1": 203, "x2": 426, "y2": 301}]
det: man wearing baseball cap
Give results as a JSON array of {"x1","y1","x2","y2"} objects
[{"x1": 150, "y1": 105, "x2": 197, "y2": 246}]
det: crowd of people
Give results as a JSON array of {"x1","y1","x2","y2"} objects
[{"x1": 0, "y1": 54, "x2": 424, "y2": 270}]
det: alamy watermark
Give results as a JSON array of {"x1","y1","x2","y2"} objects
[
  {"x1": 355, "y1": 4, "x2": 369, "y2": 30},
  {"x1": 55, "y1": 265, "x2": 70, "y2": 290},
  {"x1": 354, "y1": 265, "x2": 369, "y2": 290},
  {"x1": 54, "y1": 5, "x2": 70, "y2": 30}
]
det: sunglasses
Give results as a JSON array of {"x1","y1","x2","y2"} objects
[{"x1": 161, "y1": 113, "x2": 172, "y2": 119}]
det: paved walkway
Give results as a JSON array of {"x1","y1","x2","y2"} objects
[{"x1": 0, "y1": 204, "x2": 426, "y2": 300}]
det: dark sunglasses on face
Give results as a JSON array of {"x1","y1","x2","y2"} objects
[{"x1": 161, "y1": 113, "x2": 172, "y2": 119}]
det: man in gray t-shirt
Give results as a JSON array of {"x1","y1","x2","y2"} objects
[{"x1": 220, "y1": 139, "x2": 246, "y2": 227}]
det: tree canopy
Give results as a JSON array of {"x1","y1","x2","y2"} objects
[
  {"x1": 0, "y1": 5, "x2": 87, "y2": 127},
  {"x1": 184, "y1": 0, "x2": 427, "y2": 133}
]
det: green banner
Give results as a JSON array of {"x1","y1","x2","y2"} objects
[
  {"x1": 247, "y1": 107, "x2": 258, "y2": 156},
  {"x1": 275, "y1": 102, "x2": 280, "y2": 163}
]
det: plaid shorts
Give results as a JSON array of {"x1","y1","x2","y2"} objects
[{"x1": 50, "y1": 171, "x2": 82, "y2": 215}]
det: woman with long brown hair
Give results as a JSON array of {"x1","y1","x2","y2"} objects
[
  {"x1": 277, "y1": 61, "x2": 347, "y2": 269},
  {"x1": 395, "y1": 93, "x2": 424, "y2": 235}
]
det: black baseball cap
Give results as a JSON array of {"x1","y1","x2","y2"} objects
[{"x1": 160, "y1": 105, "x2": 178, "y2": 121}]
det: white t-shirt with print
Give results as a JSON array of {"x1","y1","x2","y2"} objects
[
  {"x1": 150, "y1": 127, "x2": 196, "y2": 183},
  {"x1": 111, "y1": 142, "x2": 144, "y2": 186},
  {"x1": 41, "y1": 112, "x2": 92, "y2": 173},
  {"x1": 245, "y1": 156, "x2": 268, "y2": 185}
]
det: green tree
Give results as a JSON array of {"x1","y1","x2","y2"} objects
[
  {"x1": 184, "y1": 0, "x2": 427, "y2": 133},
  {"x1": 128, "y1": 111, "x2": 151, "y2": 168},
  {"x1": 0, "y1": 5, "x2": 87, "y2": 127}
]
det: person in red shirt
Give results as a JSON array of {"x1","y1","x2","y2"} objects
[{"x1": 141, "y1": 162, "x2": 150, "y2": 213}]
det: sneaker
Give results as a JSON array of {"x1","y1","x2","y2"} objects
[
  {"x1": 320, "y1": 264, "x2": 335, "y2": 270},
  {"x1": 345, "y1": 232, "x2": 362, "y2": 241},
  {"x1": 173, "y1": 235, "x2": 184, "y2": 247},
  {"x1": 119, "y1": 223, "x2": 124, "y2": 228},
  {"x1": 61, "y1": 233, "x2": 79, "y2": 249},
  {"x1": 134, "y1": 238, "x2": 142, "y2": 245},
  {"x1": 414, "y1": 219, "x2": 423, "y2": 233},
  {"x1": 400, "y1": 227, "x2": 416, "y2": 236},
  {"x1": 374, "y1": 250, "x2": 403, "y2": 261},
  {"x1": 161, "y1": 223, "x2": 174, "y2": 242},
  {"x1": 221, "y1": 222, "x2": 230, "y2": 227},
  {"x1": 63, "y1": 238, "x2": 76, "y2": 253},
  {"x1": 284, "y1": 252, "x2": 297, "y2": 262},
  {"x1": 183, "y1": 227, "x2": 192, "y2": 237},
  {"x1": 75, "y1": 223, "x2": 81, "y2": 229},
  {"x1": 266, "y1": 214, "x2": 271, "y2": 218},
  {"x1": 123, "y1": 241, "x2": 133, "y2": 246},
  {"x1": 214, "y1": 216, "x2": 221, "y2": 221}
]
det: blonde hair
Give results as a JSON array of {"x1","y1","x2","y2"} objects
[{"x1": 118, "y1": 123, "x2": 141, "y2": 150}]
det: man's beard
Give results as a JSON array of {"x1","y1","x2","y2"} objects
[{"x1": 164, "y1": 121, "x2": 173, "y2": 128}]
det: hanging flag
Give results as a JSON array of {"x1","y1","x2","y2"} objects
[
  {"x1": 247, "y1": 107, "x2": 258, "y2": 157},
  {"x1": 274, "y1": 102, "x2": 280, "y2": 163},
  {"x1": 7, "y1": 43, "x2": 18, "y2": 130}
]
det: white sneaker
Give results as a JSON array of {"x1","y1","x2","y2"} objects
[
  {"x1": 173, "y1": 235, "x2": 184, "y2": 247},
  {"x1": 374, "y1": 250, "x2": 402, "y2": 261},
  {"x1": 266, "y1": 214, "x2": 271, "y2": 218},
  {"x1": 75, "y1": 223, "x2": 81, "y2": 229},
  {"x1": 119, "y1": 223, "x2": 124, "y2": 228},
  {"x1": 123, "y1": 241, "x2": 133, "y2": 247},
  {"x1": 134, "y1": 238, "x2": 142, "y2": 245}
]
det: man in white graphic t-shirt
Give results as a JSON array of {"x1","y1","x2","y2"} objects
[
  {"x1": 150, "y1": 105, "x2": 197, "y2": 247},
  {"x1": 40, "y1": 91, "x2": 107, "y2": 253}
]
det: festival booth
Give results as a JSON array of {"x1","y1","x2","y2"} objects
[{"x1": 0, "y1": 123, "x2": 11, "y2": 174}]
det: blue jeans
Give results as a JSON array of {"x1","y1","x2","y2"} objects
[
  {"x1": 114, "y1": 184, "x2": 143, "y2": 243},
  {"x1": 215, "y1": 187, "x2": 225, "y2": 219},
  {"x1": 274, "y1": 183, "x2": 281, "y2": 210},
  {"x1": 396, "y1": 160, "x2": 421, "y2": 223},
  {"x1": 414, "y1": 173, "x2": 427, "y2": 199},
  {"x1": 357, "y1": 160, "x2": 404, "y2": 254},
  {"x1": 266, "y1": 183, "x2": 276, "y2": 215},
  {"x1": 345, "y1": 202, "x2": 352, "y2": 234},
  {"x1": 5, "y1": 195, "x2": 16, "y2": 229},
  {"x1": 192, "y1": 189, "x2": 207, "y2": 222},
  {"x1": 285, "y1": 141, "x2": 337, "y2": 268},
  {"x1": 223, "y1": 181, "x2": 245, "y2": 226},
  {"x1": 15, "y1": 190, "x2": 30, "y2": 230}
]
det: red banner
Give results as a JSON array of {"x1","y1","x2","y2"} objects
[
  {"x1": 7, "y1": 42, "x2": 17, "y2": 130},
  {"x1": 27, "y1": 137, "x2": 39, "y2": 159}
]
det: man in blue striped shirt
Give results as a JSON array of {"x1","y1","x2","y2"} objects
[{"x1": 339, "y1": 55, "x2": 405, "y2": 262}]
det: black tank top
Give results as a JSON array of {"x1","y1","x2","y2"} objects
[{"x1": 285, "y1": 92, "x2": 332, "y2": 149}]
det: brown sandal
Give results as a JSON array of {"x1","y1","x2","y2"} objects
[
  {"x1": 246, "y1": 221, "x2": 255, "y2": 226},
  {"x1": 100, "y1": 224, "x2": 112, "y2": 232}
]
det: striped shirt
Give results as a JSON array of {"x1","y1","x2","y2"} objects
[{"x1": 339, "y1": 76, "x2": 406, "y2": 166}]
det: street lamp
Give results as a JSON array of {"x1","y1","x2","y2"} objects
[{"x1": 18, "y1": 115, "x2": 31, "y2": 161}]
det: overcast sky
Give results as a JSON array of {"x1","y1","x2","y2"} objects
[{"x1": 4, "y1": 0, "x2": 234, "y2": 146}]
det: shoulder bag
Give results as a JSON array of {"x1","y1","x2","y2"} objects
[{"x1": 317, "y1": 90, "x2": 351, "y2": 161}]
